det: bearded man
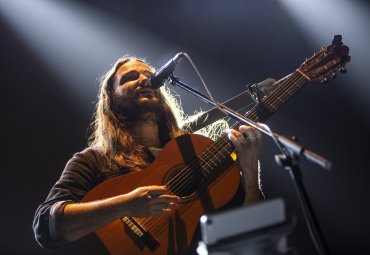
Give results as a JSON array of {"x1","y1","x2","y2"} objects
[{"x1": 33, "y1": 56, "x2": 263, "y2": 254}]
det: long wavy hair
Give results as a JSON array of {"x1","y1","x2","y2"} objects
[{"x1": 89, "y1": 56, "x2": 184, "y2": 172}]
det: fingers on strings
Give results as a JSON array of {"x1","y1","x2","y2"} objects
[
  {"x1": 226, "y1": 125, "x2": 261, "y2": 150},
  {"x1": 147, "y1": 186, "x2": 180, "y2": 214}
]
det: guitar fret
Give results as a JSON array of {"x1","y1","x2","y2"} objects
[{"x1": 262, "y1": 72, "x2": 306, "y2": 113}]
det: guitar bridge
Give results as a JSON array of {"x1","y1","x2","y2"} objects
[{"x1": 121, "y1": 217, "x2": 159, "y2": 250}]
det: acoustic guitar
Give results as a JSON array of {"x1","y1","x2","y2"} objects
[{"x1": 80, "y1": 35, "x2": 350, "y2": 255}]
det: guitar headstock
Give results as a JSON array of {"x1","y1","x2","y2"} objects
[{"x1": 299, "y1": 35, "x2": 351, "y2": 83}]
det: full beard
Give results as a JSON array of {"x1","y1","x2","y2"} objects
[{"x1": 111, "y1": 90, "x2": 164, "y2": 123}]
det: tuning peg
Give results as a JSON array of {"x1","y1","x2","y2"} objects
[
  {"x1": 320, "y1": 77, "x2": 329, "y2": 84},
  {"x1": 339, "y1": 66, "x2": 347, "y2": 74},
  {"x1": 331, "y1": 71, "x2": 337, "y2": 79},
  {"x1": 332, "y1": 35, "x2": 343, "y2": 48}
]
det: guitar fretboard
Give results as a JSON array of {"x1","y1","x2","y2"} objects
[
  {"x1": 166, "y1": 70, "x2": 309, "y2": 194},
  {"x1": 202, "y1": 70, "x2": 308, "y2": 168}
]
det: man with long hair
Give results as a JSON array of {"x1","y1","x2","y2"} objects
[{"x1": 33, "y1": 56, "x2": 262, "y2": 253}]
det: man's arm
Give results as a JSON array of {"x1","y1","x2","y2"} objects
[
  {"x1": 33, "y1": 149, "x2": 179, "y2": 248},
  {"x1": 61, "y1": 186, "x2": 180, "y2": 241},
  {"x1": 226, "y1": 125, "x2": 262, "y2": 204}
]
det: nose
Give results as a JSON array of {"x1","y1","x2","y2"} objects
[{"x1": 138, "y1": 74, "x2": 151, "y2": 88}]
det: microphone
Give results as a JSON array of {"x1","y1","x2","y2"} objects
[{"x1": 150, "y1": 52, "x2": 185, "y2": 89}]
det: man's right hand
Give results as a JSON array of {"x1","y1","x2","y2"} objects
[
  {"x1": 121, "y1": 185, "x2": 180, "y2": 217},
  {"x1": 61, "y1": 185, "x2": 180, "y2": 241}
]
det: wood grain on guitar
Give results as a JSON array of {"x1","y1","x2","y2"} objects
[{"x1": 79, "y1": 35, "x2": 350, "y2": 255}]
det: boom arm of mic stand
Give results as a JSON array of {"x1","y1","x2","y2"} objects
[
  {"x1": 169, "y1": 76, "x2": 269, "y2": 132},
  {"x1": 168, "y1": 75, "x2": 332, "y2": 170}
]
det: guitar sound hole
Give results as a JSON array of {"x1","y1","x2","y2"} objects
[{"x1": 164, "y1": 164, "x2": 205, "y2": 199}]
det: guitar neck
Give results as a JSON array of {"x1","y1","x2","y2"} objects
[
  {"x1": 203, "y1": 70, "x2": 308, "y2": 163},
  {"x1": 240, "y1": 70, "x2": 308, "y2": 123}
]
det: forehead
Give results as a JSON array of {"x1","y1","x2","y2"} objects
[{"x1": 116, "y1": 60, "x2": 153, "y2": 76}]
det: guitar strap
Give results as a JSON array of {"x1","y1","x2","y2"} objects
[{"x1": 175, "y1": 135, "x2": 198, "y2": 165}]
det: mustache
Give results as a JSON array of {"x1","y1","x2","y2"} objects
[
  {"x1": 128, "y1": 88, "x2": 160, "y2": 99},
  {"x1": 111, "y1": 88, "x2": 163, "y2": 111}
]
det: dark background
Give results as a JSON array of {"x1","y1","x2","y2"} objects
[{"x1": 1, "y1": 0, "x2": 369, "y2": 254}]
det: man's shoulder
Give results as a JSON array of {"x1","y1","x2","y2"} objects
[
  {"x1": 72, "y1": 147, "x2": 123, "y2": 180},
  {"x1": 68, "y1": 146, "x2": 105, "y2": 166},
  {"x1": 79, "y1": 146, "x2": 103, "y2": 157}
]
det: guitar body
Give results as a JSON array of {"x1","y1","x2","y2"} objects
[{"x1": 81, "y1": 134, "x2": 241, "y2": 255}]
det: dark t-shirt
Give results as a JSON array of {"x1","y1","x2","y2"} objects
[{"x1": 33, "y1": 146, "x2": 245, "y2": 251}]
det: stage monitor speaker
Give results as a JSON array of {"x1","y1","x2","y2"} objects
[{"x1": 197, "y1": 198, "x2": 296, "y2": 255}]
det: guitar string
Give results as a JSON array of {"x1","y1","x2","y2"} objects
[
  {"x1": 145, "y1": 51, "x2": 328, "y2": 231},
  {"x1": 155, "y1": 48, "x2": 331, "y2": 217},
  {"x1": 136, "y1": 72, "x2": 307, "y2": 232},
  {"x1": 144, "y1": 73, "x2": 308, "y2": 235},
  {"x1": 149, "y1": 54, "x2": 342, "y2": 233},
  {"x1": 138, "y1": 72, "x2": 306, "y2": 235},
  {"x1": 137, "y1": 72, "x2": 306, "y2": 233},
  {"x1": 137, "y1": 72, "x2": 306, "y2": 231},
  {"x1": 144, "y1": 76, "x2": 307, "y2": 236},
  {"x1": 158, "y1": 72, "x2": 306, "y2": 202}
]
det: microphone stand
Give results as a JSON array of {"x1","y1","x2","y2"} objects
[{"x1": 168, "y1": 75, "x2": 330, "y2": 255}]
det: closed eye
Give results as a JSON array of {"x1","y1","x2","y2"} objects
[{"x1": 119, "y1": 71, "x2": 140, "y2": 85}]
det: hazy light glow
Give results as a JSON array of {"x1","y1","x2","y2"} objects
[
  {"x1": 279, "y1": 0, "x2": 370, "y2": 115},
  {"x1": 0, "y1": 0, "x2": 176, "y2": 106}
]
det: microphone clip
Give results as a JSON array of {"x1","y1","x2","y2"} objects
[{"x1": 247, "y1": 78, "x2": 277, "y2": 103}]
